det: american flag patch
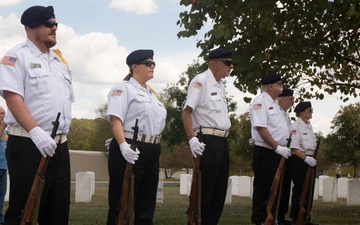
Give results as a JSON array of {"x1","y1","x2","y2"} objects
[
  {"x1": 253, "y1": 103, "x2": 262, "y2": 110},
  {"x1": 111, "y1": 89, "x2": 123, "y2": 96},
  {"x1": 1, "y1": 56, "x2": 17, "y2": 66},
  {"x1": 194, "y1": 81, "x2": 202, "y2": 89},
  {"x1": 291, "y1": 129, "x2": 297, "y2": 135}
]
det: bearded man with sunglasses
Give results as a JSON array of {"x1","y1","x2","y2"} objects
[
  {"x1": 0, "y1": 5, "x2": 74, "y2": 225},
  {"x1": 182, "y1": 47, "x2": 233, "y2": 225}
]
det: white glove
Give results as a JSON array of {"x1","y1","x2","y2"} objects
[
  {"x1": 249, "y1": 138, "x2": 255, "y2": 146},
  {"x1": 189, "y1": 137, "x2": 206, "y2": 158},
  {"x1": 119, "y1": 142, "x2": 140, "y2": 164},
  {"x1": 105, "y1": 138, "x2": 112, "y2": 149},
  {"x1": 29, "y1": 126, "x2": 57, "y2": 157},
  {"x1": 304, "y1": 156, "x2": 317, "y2": 167},
  {"x1": 275, "y1": 145, "x2": 291, "y2": 159}
]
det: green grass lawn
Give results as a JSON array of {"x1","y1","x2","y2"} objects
[{"x1": 65, "y1": 185, "x2": 360, "y2": 225}]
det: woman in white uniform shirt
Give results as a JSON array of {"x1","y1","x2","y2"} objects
[
  {"x1": 105, "y1": 49, "x2": 167, "y2": 225},
  {"x1": 289, "y1": 101, "x2": 319, "y2": 225}
]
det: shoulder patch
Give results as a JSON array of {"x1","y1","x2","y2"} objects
[
  {"x1": 1, "y1": 56, "x2": 17, "y2": 66},
  {"x1": 194, "y1": 81, "x2": 202, "y2": 89},
  {"x1": 111, "y1": 89, "x2": 123, "y2": 96},
  {"x1": 253, "y1": 103, "x2": 262, "y2": 110}
]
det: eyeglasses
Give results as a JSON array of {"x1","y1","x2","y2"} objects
[
  {"x1": 43, "y1": 20, "x2": 58, "y2": 29},
  {"x1": 218, "y1": 59, "x2": 233, "y2": 67},
  {"x1": 139, "y1": 60, "x2": 156, "y2": 67}
]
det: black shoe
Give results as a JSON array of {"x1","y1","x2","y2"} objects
[{"x1": 278, "y1": 219, "x2": 292, "y2": 225}]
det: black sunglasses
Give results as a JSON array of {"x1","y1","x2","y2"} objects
[
  {"x1": 139, "y1": 60, "x2": 156, "y2": 67},
  {"x1": 43, "y1": 20, "x2": 58, "y2": 28},
  {"x1": 218, "y1": 59, "x2": 233, "y2": 67}
]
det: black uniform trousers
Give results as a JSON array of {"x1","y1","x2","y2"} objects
[
  {"x1": 5, "y1": 135, "x2": 70, "y2": 225},
  {"x1": 252, "y1": 145, "x2": 282, "y2": 224},
  {"x1": 277, "y1": 155, "x2": 292, "y2": 221},
  {"x1": 107, "y1": 138, "x2": 160, "y2": 225},
  {"x1": 290, "y1": 155, "x2": 315, "y2": 222},
  {"x1": 196, "y1": 134, "x2": 229, "y2": 225}
]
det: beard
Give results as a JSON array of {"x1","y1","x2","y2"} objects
[
  {"x1": 35, "y1": 32, "x2": 57, "y2": 49},
  {"x1": 44, "y1": 33, "x2": 57, "y2": 49},
  {"x1": 44, "y1": 38, "x2": 57, "y2": 49}
]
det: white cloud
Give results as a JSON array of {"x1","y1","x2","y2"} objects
[
  {"x1": 56, "y1": 29, "x2": 128, "y2": 85},
  {"x1": 0, "y1": 0, "x2": 22, "y2": 7},
  {"x1": 0, "y1": 12, "x2": 197, "y2": 119},
  {"x1": 0, "y1": 13, "x2": 26, "y2": 54},
  {"x1": 110, "y1": 0, "x2": 160, "y2": 15}
]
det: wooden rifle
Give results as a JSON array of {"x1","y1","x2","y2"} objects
[
  {"x1": 264, "y1": 134, "x2": 292, "y2": 225},
  {"x1": 20, "y1": 112, "x2": 61, "y2": 225},
  {"x1": 187, "y1": 126, "x2": 203, "y2": 225},
  {"x1": 117, "y1": 119, "x2": 139, "y2": 225},
  {"x1": 296, "y1": 137, "x2": 321, "y2": 225}
]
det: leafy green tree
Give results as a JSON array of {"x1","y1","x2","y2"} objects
[
  {"x1": 68, "y1": 118, "x2": 96, "y2": 150},
  {"x1": 93, "y1": 103, "x2": 113, "y2": 151},
  {"x1": 160, "y1": 143, "x2": 193, "y2": 178},
  {"x1": 324, "y1": 103, "x2": 360, "y2": 177},
  {"x1": 178, "y1": 0, "x2": 360, "y2": 102},
  {"x1": 68, "y1": 103, "x2": 112, "y2": 152},
  {"x1": 228, "y1": 112, "x2": 253, "y2": 175},
  {"x1": 159, "y1": 60, "x2": 205, "y2": 146}
]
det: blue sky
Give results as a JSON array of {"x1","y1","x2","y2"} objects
[{"x1": 0, "y1": 0, "x2": 358, "y2": 136}]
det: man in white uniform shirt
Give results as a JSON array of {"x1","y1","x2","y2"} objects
[
  {"x1": 0, "y1": 5, "x2": 74, "y2": 225},
  {"x1": 182, "y1": 47, "x2": 232, "y2": 225},
  {"x1": 277, "y1": 88, "x2": 295, "y2": 225},
  {"x1": 250, "y1": 74, "x2": 292, "y2": 225}
]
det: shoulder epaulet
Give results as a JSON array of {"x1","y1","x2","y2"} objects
[{"x1": 53, "y1": 49, "x2": 69, "y2": 72}]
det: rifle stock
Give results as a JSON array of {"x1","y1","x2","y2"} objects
[
  {"x1": 264, "y1": 134, "x2": 292, "y2": 225},
  {"x1": 117, "y1": 119, "x2": 139, "y2": 225},
  {"x1": 295, "y1": 137, "x2": 321, "y2": 225},
  {"x1": 188, "y1": 127, "x2": 203, "y2": 225},
  {"x1": 20, "y1": 112, "x2": 61, "y2": 225}
]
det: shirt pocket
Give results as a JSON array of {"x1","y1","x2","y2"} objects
[
  {"x1": 135, "y1": 93, "x2": 151, "y2": 114},
  {"x1": 302, "y1": 134, "x2": 316, "y2": 150},
  {"x1": 62, "y1": 71, "x2": 73, "y2": 97},
  {"x1": 28, "y1": 68, "x2": 50, "y2": 94},
  {"x1": 210, "y1": 95, "x2": 222, "y2": 113},
  {"x1": 155, "y1": 100, "x2": 167, "y2": 120},
  {"x1": 268, "y1": 110, "x2": 280, "y2": 124}
]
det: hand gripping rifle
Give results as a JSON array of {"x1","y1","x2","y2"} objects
[
  {"x1": 296, "y1": 137, "x2": 321, "y2": 225},
  {"x1": 264, "y1": 134, "x2": 292, "y2": 225},
  {"x1": 117, "y1": 119, "x2": 139, "y2": 225},
  {"x1": 20, "y1": 112, "x2": 61, "y2": 225},
  {"x1": 187, "y1": 126, "x2": 203, "y2": 225}
]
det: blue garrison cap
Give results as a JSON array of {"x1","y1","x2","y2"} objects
[
  {"x1": 279, "y1": 89, "x2": 294, "y2": 97},
  {"x1": 208, "y1": 48, "x2": 232, "y2": 60},
  {"x1": 126, "y1": 49, "x2": 154, "y2": 66},
  {"x1": 21, "y1": 6, "x2": 55, "y2": 27},
  {"x1": 261, "y1": 74, "x2": 281, "y2": 85},
  {"x1": 294, "y1": 101, "x2": 312, "y2": 113}
]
